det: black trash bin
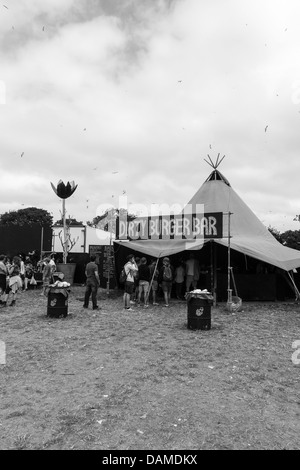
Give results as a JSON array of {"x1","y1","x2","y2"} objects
[
  {"x1": 186, "y1": 292, "x2": 213, "y2": 330},
  {"x1": 47, "y1": 287, "x2": 69, "y2": 318}
]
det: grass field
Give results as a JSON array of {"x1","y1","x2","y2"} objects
[{"x1": 1, "y1": 286, "x2": 300, "y2": 450}]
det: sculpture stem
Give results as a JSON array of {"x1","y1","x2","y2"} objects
[{"x1": 62, "y1": 198, "x2": 67, "y2": 264}]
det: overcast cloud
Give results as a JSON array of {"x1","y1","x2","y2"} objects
[{"x1": 1, "y1": 0, "x2": 300, "y2": 232}]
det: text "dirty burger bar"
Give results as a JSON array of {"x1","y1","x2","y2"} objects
[{"x1": 116, "y1": 212, "x2": 223, "y2": 240}]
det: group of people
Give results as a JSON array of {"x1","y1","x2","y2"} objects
[
  {"x1": 0, "y1": 252, "x2": 58, "y2": 307},
  {"x1": 122, "y1": 252, "x2": 206, "y2": 310},
  {"x1": 0, "y1": 255, "x2": 23, "y2": 307},
  {"x1": 0, "y1": 248, "x2": 206, "y2": 311}
]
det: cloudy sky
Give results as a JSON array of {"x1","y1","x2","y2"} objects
[{"x1": 1, "y1": 0, "x2": 300, "y2": 232}]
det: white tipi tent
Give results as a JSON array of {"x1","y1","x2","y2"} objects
[
  {"x1": 186, "y1": 167, "x2": 300, "y2": 272},
  {"x1": 116, "y1": 166, "x2": 300, "y2": 272}
]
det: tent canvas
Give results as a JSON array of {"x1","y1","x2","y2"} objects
[
  {"x1": 115, "y1": 169, "x2": 300, "y2": 272},
  {"x1": 114, "y1": 238, "x2": 204, "y2": 259}
]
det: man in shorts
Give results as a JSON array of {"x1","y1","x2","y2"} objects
[{"x1": 123, "y1": 254, "x2": 138, "y2": 311}]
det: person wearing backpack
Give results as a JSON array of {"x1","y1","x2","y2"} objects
[{"x1": 158, "y1": 257, "x2": 173, "y2": 307}]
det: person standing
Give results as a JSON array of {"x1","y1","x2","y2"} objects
[
  {"x1": 42, "y1": 257, "x2": 52, "y2": 296},
  {"x1": 83, "y1": 255, "x2": 100, "y2": 310},
  {"x1": 49, "y1": 253, "x2": 56, "y2": 282},
  {"x1": 137, "y1": 257, "x2": 150, "y2": 308},
  {"x1": 19, "y1": 255, "x2": 25, "y2": 291},
  {"x1": 123, "y1": 254, "x2": 138, "y2": 310},
  {"x1": 24, "y1": 257, "x2": 34, "y2": 290},
  {"x1": 158, "y1": 257, "x2": 173, "y2": 307},
  {"x1": 0, "y1": 255, "x2": 8, "y2": 307},
  {"x1": 174, "y1": 261, "x2": 185, "y2": 300},
  {"x1": 185, "y1": 253, "x2": 200, "y2": 292},
  {"x1": 6, "y1": 256, "x2": 23, "y2": 306},
  {"x1": 132, "y1": 256, "x2": 141, "y2": 303}
]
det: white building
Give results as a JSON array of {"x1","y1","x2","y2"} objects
[{"x1": 51, "y1": 224, "x2": 115, "y2": 254}]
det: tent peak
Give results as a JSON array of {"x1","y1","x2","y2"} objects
[
  {"x1": 205, "y1": 169, "x2": 231, "y2": 186},
  {"x1": 204, "y1": 153, "x2": 226, "y2": 170},
  {"x1": 203, "y1": 154, "x2": 230, "y2": 185}
]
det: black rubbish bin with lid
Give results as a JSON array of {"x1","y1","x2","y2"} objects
[
  {"x1": 47, "y1": 287, "x2": 70, "y2": 318},
  {"x1": 186, "y1": 292, "x2": 213, "y2": 330}
]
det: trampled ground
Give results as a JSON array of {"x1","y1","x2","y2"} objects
[{"x1": 1, "y1": 286, "x2": 300, "y2": 450}]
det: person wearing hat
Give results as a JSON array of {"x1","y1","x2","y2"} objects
[{"x1": 158, "y1": 257, "x2": 174, "y2": 307}]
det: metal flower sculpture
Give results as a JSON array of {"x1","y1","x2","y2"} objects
[
  {"x1": 51, "y1": 180, "x2": 77, "y2": 199},
  {"x1": 51, "y1": 180, "x2": 78, "y2": 263}
]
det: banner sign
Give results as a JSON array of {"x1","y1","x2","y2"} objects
[{"x1": 116, "y1": 212, "x2": 223, "y2": 241}]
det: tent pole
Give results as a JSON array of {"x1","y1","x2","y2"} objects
[
  {"x1": 287, "y1": 271, "x2": 300, "y2": 300},
  {"x1": 214, "y1": 243, "x2": 217, "y2": 306},
  {"x1": 210, "y1": 241, "x2": 217, "y2": 307},
  {"x1": 210, "y1": 242, "x2": 213, "y2": 295},
  {"x1": 145, "y1": 256, "x2": 160, "y2": 305},
  {"x1": 106, "y1": 231, "x2": 112, "y2": 295},
  {"x1": 227, "y1": 212, "x2": 233, "y2": 308}
]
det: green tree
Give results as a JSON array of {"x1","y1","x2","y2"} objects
[
  {"x1": 0, "y1": 207, "x2": 53, "y2": 227},
  {"x1": 53, "y1": 217, "x2": 83, "y2": 226},
  {"x1": 87, "y1": 208, "x2": 135, "y2": 233},
  {"x1": 280, "y1": 230, "x2": 300, "y2": 250},
  {"x1": 268, "y1": 226, "x2": 282, "y2": 243}
]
